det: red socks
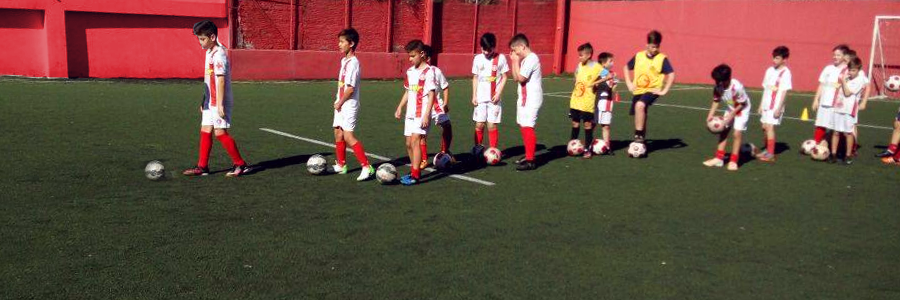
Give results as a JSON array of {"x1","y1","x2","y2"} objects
[
  {"x1": 489, "y1": 128, "x2": 499, "y2": 148},
  {"x1": 335, "y1": 140, "x2": 347, "y2": 166},
  {"x1": 715, "y1": 150, "x2": 726, "y2": 160},
  {"x1": 420, "y1": 142, "x2": 428, "y2": 163},
  {"x1": 520, "y1": 126, "x2": 537, "y2": 161},
  {"x1": 730, "y1": 152, "x2": 740, "y2": 163},
  {"x1": 813, "y1": 127, "x2": 827, "y2": 143},
  {"x1": 441, "y1": 124, "x2": 453, "y2": 153},
  {"x1": 893, "y1": 148, "x2": 900, "y2": 161},
  {"x1": 889, "y1": 144, "x2": 898, "y2": 154},
  {"x1": 767, "y1": 139, "x2": 776, "y2": 154},
  {"x1": 351, "y1": 142, "x2": 369, "y2": 167},
  {"x1": 475, "y1": 128, "x2": 484, "y2": 145},
  {"x1": 411, "y1": 167, "x2": 421, "y2": 179},
  {"x1": 216, "y1": 132, "x2": 246, "y2": 166},
  {"x1": 197, "y1": 131, "x2": 213, "y2": 168}
]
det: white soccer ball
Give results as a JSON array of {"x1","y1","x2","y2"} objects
[
  {"x1": 800, "y1": 139, "x2": 818, "y2": 155},
  {"x1": 810, "y1": 145, "x2": 831, "y2": 161},
  {"x1": 484, "y1": 147, "x2": 502, "y2": 165},
  {"x1": 886, "y1": 75, "x2": 900, "y2": 92},
  {"x1": 306, "y1": 154, "x2": 328, "y2": 175},
  {"x1": 433, "y1": 152, "x2": 454, "y2": 170},
  {"x1": 567, "y1": 139, "x2": 585, "y2": 156},
  {"x1": 707, "y1": 116, "x2": 726, "y2": 134},
  {"x1": 376, "y1": 163, "x2": 397, "y2": 184},
  {"x1": 627, "y1": 142, "x2": 647, "y2": 158},
  {"x1": 144, "y1": 160, "x2": 165, "y2": 180},
  {"x1": 591, "y1": 139, "x2": 609, "y2": 155}
]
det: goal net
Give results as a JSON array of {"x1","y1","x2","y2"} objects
[{"x1": 869, "y1": 16, "x2": 900, "y2": 99}]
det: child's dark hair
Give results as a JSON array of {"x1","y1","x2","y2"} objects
[
  {"x1": 845, "y1": 49, "x2": 858, "y2": 60},
  {"x1": 338, "y1": 28, "x2": 360, "y2": 51},
  {"x1": 848, "y1": 57, "x2": 863, "y2": 70},
  {"x1": 772, "y1": 46, "x2": 789, "y2": 59},
  {"x1": 577, "y1": 43, "x2": 593, "y2": 55},
  {"x1": 833, "y1": 44, "x2": 850, "y2": 54},
  {"x1": 711, "y1": 64, "x2": 732, "y2": 87},
  {"x1": 647, "y1": 30, "x2": 662, "y2": 45},
  {"x1": 193, "y1": 20, "x2": 217, "y2": 37},
  {"x1": 480, "y1": 33, "x2": 497, "y2": 51},
  {"x1": 405, "y1": 39, "x2": 425, "y2": 53},
  {"x1": 509, "y1": 33, "x2": 529, "y2": 47},
  {"x1": 422, "y1": 44, "x2": 433, "y2": 59},
  {"x1": 598, "y1": 52, "x2": 614, "y2": 64}
]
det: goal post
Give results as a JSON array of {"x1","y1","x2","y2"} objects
[{"x1": 869, "y1": 15, "x2": 900, "y2": 99}]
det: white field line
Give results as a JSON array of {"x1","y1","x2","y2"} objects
[
  {"x1": 542, "y1": 93, "x2": 893, "y2": 131},
  {"x1": 259, "y1": 127, "x2": 496, "y2": 186}
]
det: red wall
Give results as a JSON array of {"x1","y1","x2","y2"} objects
[
  {"x1": 567, "y1": 0, "x2": 900, "y2": 92},
  {"x1": 0, "y1": 9, "x2": 47, "y2": 77}
]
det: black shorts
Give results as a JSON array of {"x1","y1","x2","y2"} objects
[
  {"x1": 630, "y1": 93, "x2": 660, "y2": 115},
  {"x1": 569, "y1": 109, "x2": 595, "y2": 122}
]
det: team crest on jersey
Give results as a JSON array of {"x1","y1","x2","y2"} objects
[
  {"x1": 215, "y1": 61, "x2": 224, "y2": 70},
  {"x1": 409, "y1": 85, "x2": 421, "y2": 92}
]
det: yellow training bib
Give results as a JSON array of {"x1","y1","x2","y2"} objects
[
  {"x1": 633, "y1": 50, "x2": 668, "y2": 95},
  {"x1": 571, "y1": 61, "x2": 602, "y2": 113}
]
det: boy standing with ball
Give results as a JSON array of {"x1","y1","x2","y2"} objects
[
  {"x1": 509, "y1": 34, "x2": 543, "y2": 171},
  {"x1": 755, "y1": 46, "x2": 792, "y2": 162},
  {"x1": 394, "y1": 40, "x2": 436, "y2": 185},
  {"x1": 331, "y1": 28, "x2": 375, "y2": 181},
  {"x1": 622, "y1": 30, "x2": 675, "y2": 156},
  {"x1": 703, "y1": 64, "x2": 751, "y2": 171}
]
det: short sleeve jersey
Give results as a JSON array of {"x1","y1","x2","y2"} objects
[
  {"x1": 404, "y1": 65, "x2": 437, "y2": 119},
  {"x1": 204, "y1": 43, "x2": 233, "y2": 109},
  {"x1": 472, "y1": 53, "x2": 510, "y2": 103}
]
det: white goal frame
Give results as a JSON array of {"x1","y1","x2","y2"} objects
[{"x1": 869, "y1": 15, "x2": 900, "y2": 99}]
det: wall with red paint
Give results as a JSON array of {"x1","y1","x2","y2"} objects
[
  {"x1": 567, "y1": 0, "x2": 900, "y2": 92},
  {"x1": 0, "y1": 9, "x2": 47, "y2": 77}
]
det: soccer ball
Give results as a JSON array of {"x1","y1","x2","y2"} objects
[
  {"x1": 886, "y1": 75, "x2": 900, "y2": 92},
  {"x1": 627, "y1": 142, "x2": 647, "y2": 158},
  {"x1": 567, "y1": 139, "x2": 585, "y2": 156},
  {"x1": 591, "y1": 139, "x2": 609, "y2": 155},
  {"x1": 800, "y1": 139, "x2": 818, "y2": 155},
  {"x1": 376, "y1": 163, "x2": 397, "y2": 184},
  {"x1": 484, "y1": 147, "x2": 502, "y2": 165},
  {"x1": 306, "y1": 154, "x2": 328, "y2": 175},
  {"x1": 144, "y1": 160, "x2": 165, "y2": 180},
  {"x1": 707, "y1": 116, "x2": 726, "y2": 134},
  {"x1": 810, "y1": 145, "x2": 830, "y2": 161},
  {"x1": 433, "y1": 152, "x2": 454, "y2": 170}
]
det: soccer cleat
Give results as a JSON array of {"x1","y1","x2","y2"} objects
[
  {"x1": 726, "y1": 161, "x2": 739, "y2": 171},
  {"x1": 182, "y1": 166, "x2": 209, "y2": 176},
  {"x1": 357, "y1": 165, "x2": 375, "y2": 181},
  {"x1": 226, "y1": 164, "x2": 252, "y2": 177},
  {"x1": 757, "y1": 152, "x2": 776, "y2": 163},
  {"x1": 419, "y1": 159, "x2": 430, "y2": 170},
  {"x1": 332, "y1": 164, "x2": 348, "y2": 175},
  {"x1": 400, "y1": 174, "x2": 418, "y2": 186},
  {"x1": 881, "y1": 156, "x2": 900, "y2": 165},
  {"x1": 844, "y1": 156, "x2": 854, "y2": 165},
  {"x1": 703, "y1": 158, "x2": 724, "y2": 168},
  {"x1": 582, "y1": 151, "x2": 592, "y2": 159},
  {"x1": 875, "y1": 150, "x2": 895, "y2": 158},
  {"x1": 516, "y1": 161, "x2": 537, "y2": 171},
  {"x1": 754, "y1": 150, "x2": 769, "y2": 159},
  {"x1": 827, "y1": 156, "x2": 838, "y2": 164},
  {"x1": 514, "y1": 157, "x2": 527, "y2": 165}
]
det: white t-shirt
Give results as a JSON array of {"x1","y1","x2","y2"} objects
[
  {"x1": 818, "y1": 64, "x2": 846, "y2": 107},
  {"x1": 835, "y1": 72, "x2": 869, "y2": 115},
  {"x1": 204, "y1": 43, "x2": 232, "y2": 109},
  {"x1": 516, "y1": 52, "x2": 543, "y2": 107},
  {"x1": 336, "y1": 56, "x2": 361, "y2": 104},
  {"x1": 715, "y1": 79, "x2": 751, "y2": 114},
  {"x1": 404, "y1": 65, "x2": 437, "y2": 119},
  {"x1": 472, "y1": 53, "x2": 509, "y2": 103},
  {"x1": 760, "y1": 66, "x2": 792, "y2": 111},
  {"x1": 432, "y1": 66, "x2": 450, "y2": 115}
]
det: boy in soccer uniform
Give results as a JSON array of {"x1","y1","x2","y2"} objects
[
  {"x1": 623, "y1": 30, "x2": 675, "y2": 155},
  {"x1": 471, "y1": 33, "x2": 509, "y2": 154},
  {"x1": 830, "y1": 57, "x2": 868, "y2": 164},
  {"x1": 811, "y1": 44, "x2": 850, "y2": 147},
  {"x1": 183, "y1": 20, "x2": 251, "y2": 177},
  {"x1": 509, "y1": 34, "x2": 543, "y2": 171},
  {"x1": 417, "y1": 45, "x2": 452, "y2": 169},
  {"x1": 595, "y1": 52, "x2": 618, "y2": 155},
  {"x1": 843, "y1": 49, "x2": 871, "y2": 156},
  {"x1": 394, "y1": 40, "x2": 436, "y2": 185},
  {"x1": 755, "y1": 46, "x2": 792, "y2": 162},
  {"x1": 331, "y1": 28, "x2": 375, "y2": 181},
  {"x1": 703, "y1": 64, "x2": 751, "y2": 171},
  {"x1": 877, "y1": 108, "x2": 900, "y2": 165},
  {"x1": 569, "y1": 43, "x2": 603, "y2": 158}
]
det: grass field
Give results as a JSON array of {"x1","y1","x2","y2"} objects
[{"x1": 2, "y1": 75, "x2": 899, "y2": 299}]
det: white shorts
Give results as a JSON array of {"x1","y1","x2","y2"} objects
[
  {"x1": 731, "y1": 110, "x2": 750, "y2": 132},
  {"x1": 432, "y1": 113, "x2": 451, "y2": 126},
  {"x1": 473, "y1": 102, "x2": 502, "y2": 124},
  {"x1": 201, "y1": 107, "x2": 231, "y2": 129},
  {"x1": 516, "y1": 103, "x2": 541, "y2": 128},
  {"x1": 815, "y1": 106, "x2": 834, "y2": 129},
  {"x1": 832, "y1": 113, "x2": 856, "y2": 133},
  {"x1": 404, "y1": 117, "x2": 431, "y2": 136},
  {"x1": 760, "y1": 109, "x2": 783, "y2": 126},
  {"x1": 332, "y1": 101, "x2": 359, "y2": 131},
  {"x1": 596, "y1": 111, "x2": 613, "y2": 125}
]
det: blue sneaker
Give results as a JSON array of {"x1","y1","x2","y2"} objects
[{"x1": 400, "y1": 174, "x2": 418, "y2": 186}]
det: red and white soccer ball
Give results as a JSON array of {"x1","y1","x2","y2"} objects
[
  {"x1": 567, "y1": 139, "x2": 585, "y2": 156},
  {"x1": 591, "y1": 139, "x2": 609, "y2": 155},
  {"x1": 800, "y1": 139, "x2": 818, "y2": 155},
  {"x1": 627, "y1": 142, "x2": 647, "y2": 158},
  {"x1": 484, "y1": 147, "x2": 502, "y2": 165},
  {"x1": 810, "y1": 145, "x2": 830, "y2": 161},
  {"x1": 885, "y1": 75, "x2": 900, "y2": 92},
  {"x1": 707, "y1": 116, "x2": 726, "y2": 134}
]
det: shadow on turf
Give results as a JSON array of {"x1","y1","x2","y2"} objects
[
  {"x1": 248, "y1": 153, "x2": 333, "y2": 175},
  {"x1": 645, "y1": 138, "x2": 688, "y2": 155}
]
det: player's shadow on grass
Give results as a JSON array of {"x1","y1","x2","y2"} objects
[
  {"x1": 773, "y1": 142, "x2": 790, "y2": 155},
  {"x1": 645, "y1": 138, "x2": 688, "y2": 154},
  {"x1": 250, "y1": 153, "x2": 332, "y2": 175}
]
